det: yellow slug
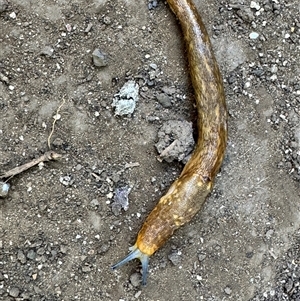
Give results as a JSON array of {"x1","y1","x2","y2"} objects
[{"x1": 111, "y1": 0, "x2": 227, "y2": 285}]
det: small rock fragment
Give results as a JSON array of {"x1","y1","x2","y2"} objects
[
  {"x1": 9, "y1": 11, "x2": 16, "y2": 19},
  {"x1": 168, "y1": 252, "x2": 181, "y2": 265},
  {"x1": 60, "y1": 245, "x2": 68, "y2": 254},
  {"x1": 249, "y1": 32, "x2": 259, "y2": 39},
  {"x1": 111, "y1": 186, "x2": 131, "y2": 216},
  {"x1": 161, "y1": 86, "x2": 176, "y2": 95},
  {"x1": 236, "y1": 7, "x2": 254, "y2": 22},
  {"x1": 52, "y1": 137, "x2": 64, "y2": 147},
  {"x1": 27, "y1": 249, "x2": 36, "y2": 260},
  {"x1": 82, "y1": 265, "x2": 91, "y2": 272},
  {"x1": 9, "y1": 287, "x2": 20, "y2": 298},
  {"x1": 198, "y1": 253, "x2": 207, "y2": 262},
  {"x1": 148, "y1": 0, "x2": 158, "y2": 10},
  {"x1": 92, "y1": 48, "x2": 108, "y2": 67},
  {"x1": 265, "y1": 229, "x2": 274, "y2": 239},
  {"x1": 130, "y1": 272, "x2": 141, "y2": 287},
  {"x1": 90, "y1": 199, "x2": 100, "y2": 207},
  {"x1": 224, "y1": 286, "x2": 232, "y2": 295},
  {"x1": 111, "y1": 202, "x2": 122, "y2": 216},
  {"x1": 0, "y1": 181, "x2": 10, "y2": 198},
  {"x1": 59, "y1": 175, "x2": 75, "y2": 186},
  {"x1": 17, "y1": 250, "x2": 27, "y2": 264},
  {"x1": 85, "y1": 23, "x2": 93, "y2": 33},
  {"x1": 98, "y1": 243, "x2": 110, "y2": 255},
  {"x1": 156, "y1": 93, "x2": 172, "y2": 108},
  {"x1": 112, "y1": 80, "x2": 139, "y2": 116},
  {"x1": 250, "y1": 1, "x2": 260, "y2": 10},
  {"x1": 41, "y1": 45, "x2": 54, "y2": 57}
]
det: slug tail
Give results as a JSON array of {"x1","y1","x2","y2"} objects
[{"x1": 111, "y1": 245, "x2": 150, "y2": 286}]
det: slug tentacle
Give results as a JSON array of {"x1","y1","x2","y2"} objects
[{"x1": 111, "y1": 245, "x2": 149, "y2": 286}]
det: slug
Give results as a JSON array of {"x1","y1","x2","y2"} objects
[{"x1": 111, "y1": 0, "x2": 227, "y2": 285}]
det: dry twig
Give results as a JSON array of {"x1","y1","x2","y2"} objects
[{"x1": 0, "y1": 151, "x2": 62, "y2": 179}]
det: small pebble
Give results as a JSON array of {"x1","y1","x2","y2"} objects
[
  {"x1": 85, "y1": 23, "x2": 93, "y2": 33},
  {"x1": 17, "y1": 250, "x2": 27, "y2": 263},
  {"x1": 161, "y1": 86, "x2": 176, "y2": 95},
  {"x1": 148, "y1": 0, "x2": 158, "y2": 10},
  {"x1": 9, "y1": 11, "x2": 16, "y2": 19},
  {"x1": 149, "y1": 63, "x2": 157, "y2": 69},
  {"x1": 52, "y1": 138, "x2": 64, "y2": 147},
  {"x1": 250, "y1": 1, "x2": 260, "y2": 10},
  {"x1": 98, "y1": 243, "x2": 110, "y2": 255},
  {"x1": 41, "y1": 45, "x2": 54, "y2": 57},
  {"x1": 156, "y1": 93, "x2": 172, "y2": 108},
  {"x1": 135, "y1": 291, "x2": 142, "y2": 298},
  {"x1": 60, "y1": 245, "x2": 68, "y2": 254},
  {"x1": 168, "y1": 252, "x2": 181, "y2": 265},
  {"x1": 270, "y1": 65, "x2": 278, "y2": 73},
  {"x1": 90, "y1": 199, "x2": 99, "y2": 207},
  {"x1": 114, "y1": 186, "x2": 131, "y2": 211},
  {"x1": 112, "y1": 80, "x2": 139, "y2": 116},
  {"x1": 198, "y1": 253, "x2": 207, "y2": 262},
  {"x1": 224, "y1": 286, "x2": 232, "y2": 295},
  {"x1": 92, "y1": 48, "x2": 108, "y2": 67},
  {"x1": 9, "y1": 287, "x2": 20, "y2": 297},
  {"x1": 82, "y1": 265, "x2": 91, "y2": 273},
  {"x1": 249, "y1": 32, "x2": 259, "y2": 39},
  {"x1": 130, "y1": 272, "x2": 141, "y2": 287},
  {"x1": 59, "y1": 175, "x2": 75, "y2": 186},
  {"x1": 27, "y1": 249, "x2": 36, "y2": 260},
  {"x1": 0, "y1": 181, "x2": 10, "y2": 198}
]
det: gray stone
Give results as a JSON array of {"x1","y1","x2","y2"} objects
[
  {"x1": 156, "y1": 93, "x2": 172, "y2": 108},
  {"x1": 92, "y1": 48, "x2": 108, "y2": 67},
  {"x1": 9, "y1": 287, "x2": 20, "y2": 298},
  {"x1": 130, "y1": 272, "x2": 141, "y2": 287},
  {"x1": 112, "y1": 80, "x2": 139, "y2": 116}
]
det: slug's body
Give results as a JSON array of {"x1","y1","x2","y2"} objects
[{"x1": 112, "y1": 0, "x2": 227, "y2": 285}]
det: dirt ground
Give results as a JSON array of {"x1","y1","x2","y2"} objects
[{"x1": 1, "y1": 0, "x2": 299, "y2": 300}]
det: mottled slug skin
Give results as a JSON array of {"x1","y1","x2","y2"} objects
[{"x1": 136, "y1": 0, "x2": 228, "y2": 256}]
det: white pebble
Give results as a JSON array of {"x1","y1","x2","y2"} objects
[
  {"x1": 250, "y1": 1, "x2": 260, "y2": 10},
  {"x1": 244, "y1": 82, "x2": 251, "y2": 88},
  {"x1": 270, "y1": 65, "x2": 278, "y2": 73},
  {"x1": 9, "y1": 12, "x2": 16, "y2": 19},
  {"x1": 106, "y1": 192, "x2": 113, "y2": 199},
  {"x1": 249, "y1": 32, "x2": 259, "y2": 39}
]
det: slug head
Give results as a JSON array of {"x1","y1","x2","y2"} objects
[{"x1": 111, "y1": 245, "x2": 150, "y2": 286}]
